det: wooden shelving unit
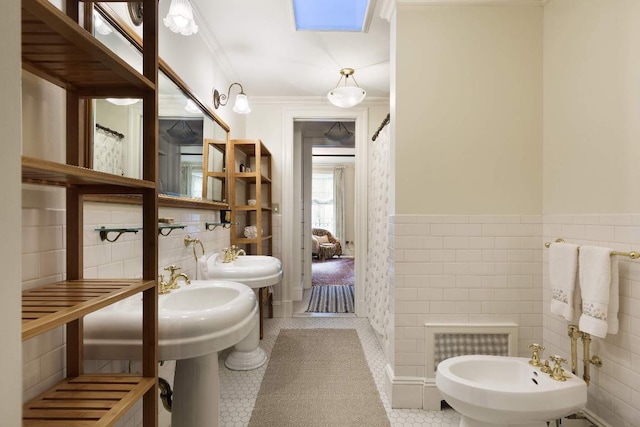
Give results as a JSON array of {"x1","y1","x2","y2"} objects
[
  {"x1": 20, "y1": 0, "x2": 159, "y2": 425},
  {"x1": 229, "y1": 139, "x2": 273, "y2": 255},
  {"x1": 228, "y1": 140, "x2": 273, "y2": 338}
]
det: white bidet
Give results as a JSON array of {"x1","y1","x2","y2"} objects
[{"x1": 436, "y1": 355, "x2": 587, "y2": 427}]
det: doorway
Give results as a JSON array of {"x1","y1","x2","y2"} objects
[
  {"x1": 295, "y1": 121, "x2": 356, "y2": 315},
  {"x1": 281, "y1": 107, "x2": 368, "y2": 318}
]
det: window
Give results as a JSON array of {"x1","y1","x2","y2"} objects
[
  {"x1": 311, "y1": 171, "x2": 334, "y2": 233},
  {"x1": 292, "y1": 0, "x2": 371, "y2": 32}
]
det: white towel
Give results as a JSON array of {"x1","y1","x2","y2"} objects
[
  {"x1": 549, "y1": 242, "x2": 580, "y2": 321},
  {"x1": 578, "y1": 245, "x2": 619, "y2": 338},
  {"x1": 196, "y1": 254, "x2": 209, "y2": 280}
]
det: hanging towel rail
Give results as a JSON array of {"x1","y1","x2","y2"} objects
[
  {"x1": 372, "y1": 113, "x2": 390, "y2": 141},
  {"x1": 544, "y1": 238, "x2": 640, "y2": 259},
  {"x1": 96, "y1": 123, "x2": 125, "y2": 139},
  {"x1": 184, "y1": 235, "x2": 205, "y2": 261}
]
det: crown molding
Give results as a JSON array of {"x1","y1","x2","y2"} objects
[
  {"x1": 249, "y1": 96, "x2": 390, "y2": 107},
  {"x1": 380, "y1": 0, "x2": 545, "y2": 20}
]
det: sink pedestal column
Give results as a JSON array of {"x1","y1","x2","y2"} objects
[
  {"x1": 173, "y1": 352, "x2": 220, "y2": 427},
  {"x1": 225, "y1": 321, "x2": 267, "y2": 370}
]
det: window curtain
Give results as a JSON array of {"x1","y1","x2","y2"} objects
[{"x1": 333, "y1": 165, "x2": 346, "y2": 243}]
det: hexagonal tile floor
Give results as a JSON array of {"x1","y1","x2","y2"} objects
[{"x1": 218, "y1": 317, "x2": 460, "y2": 427}]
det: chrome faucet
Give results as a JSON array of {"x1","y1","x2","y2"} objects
[
  {"x1": 222, "y1": 245, "x2": 246, "y2": 263},
  {"x1": 163, "y1": 265, "x2": 190, "y2": 291}
]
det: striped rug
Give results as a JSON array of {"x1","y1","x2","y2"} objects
[{"x1": 305, "y1": 285, "x2": 354, "y2": 313}]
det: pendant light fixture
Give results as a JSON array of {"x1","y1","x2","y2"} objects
[
  {"x1": 327, "y1": 68, "x2": 366, "y2": 108},
  {"x1": 324, "y1": 122, "x2": 354, "y2": 144},
  {"x1": 163, "y1": 0, "x2": 198, "y2": 36}
]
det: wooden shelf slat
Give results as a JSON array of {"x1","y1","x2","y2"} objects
[
  {"x1": 234, "y1": 173, "x2": 272, "y2": 184},
  {"x1": 22, "y1": 279, "x2": 156, "y2": 341},
  {"x1": 21, "y1": 0, "x2": 154, "y2": 93},
  {"x1": 22, "y1": 156, "x2": 156, "y2": 190},
  {"x1": 234, "y1": 235, "x2": 273, "y2": 244},
  {"x1": 235, "y1": 205, "x2": 273, "y2": 211},
  {"x1": 23, "y1": 375, "x2": 155, "y2": 427}
]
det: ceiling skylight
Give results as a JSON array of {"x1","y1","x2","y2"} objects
[{"x1": 292, "y1": 0, "x2": 371, "y2": 32}]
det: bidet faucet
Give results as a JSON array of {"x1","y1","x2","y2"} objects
[
  {"x1": 528, "y1": 343, "x2": 545, "y2": 367},
  {"x1": 164, "y1": 265, "x2": 190, "y2": 291},
  {"x1": 549, "y1": 355, "x2": 568, "y2": 382}
]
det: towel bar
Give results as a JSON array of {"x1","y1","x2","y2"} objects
[{"x1": 544, "y1": 238, "x2": 640, "y2": 259}]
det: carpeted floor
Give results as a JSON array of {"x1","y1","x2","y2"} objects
[
  {"x1": 312, "y1": 257, "x2": 355, "y2": 286},
  {"x1": 248, "y1": 328, "x2": 391, "y2": 427}
]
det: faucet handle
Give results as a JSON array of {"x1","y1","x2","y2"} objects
[
  {"x1": 158, "y1": 274, "x2": 170, "y2": 295},
  {"x1": 549, "y1": 355, "x2": 568, "y2": 381},
  {"x1": 164, "y1": 265, "x2": 181, "y2": 274},
  {"x1": 528, "y1": 343, "x2": 545, "y2": 366}
]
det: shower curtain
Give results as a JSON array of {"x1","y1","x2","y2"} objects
[
  {"x1": 93, "y1": 130, "x2": 124, "y2": 176},
  {"x1": 366, "y1": 124, "x2": 390, "y2": 337}
]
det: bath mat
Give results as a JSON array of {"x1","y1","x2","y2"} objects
[
  {"x1": 248, "y1": 329, "x2": 390, "y2": 427},
  {"x1": 305, "y1": 284, "x2": 354, "y2": 313}
]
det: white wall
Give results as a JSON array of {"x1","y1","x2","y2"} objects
[
  {"x1": 246, "y1": 101, "x2": 388, "y2": 312},
  {"x1": 395, "y1": 4, "x2": 543, "y2": 215},
  {"x1": 543, "y1": 0, "x2": 640, "y2": 214},
  {"x1": 1, "y1": 0, "x2": 23, "y2": 424},
  {"x1": 543, "y1": 1, "x2": 640, "y2": 425}
]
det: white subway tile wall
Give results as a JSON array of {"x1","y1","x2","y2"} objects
[
  {"x1": 21, "y1": 203, "x2": 231, "y2": 414},
  {"x1": 391, "y1": 215, "x2": 543, "y2": 378},
  {"x1": 543, "y1": 215, "x2": 640, "y2": 427}
]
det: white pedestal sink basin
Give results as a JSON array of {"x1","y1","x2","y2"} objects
[
  {"x1": 436, "y1": 355, "x2": 587, "y2": 427},
  {"x1": 198, "y1": 253, "x2": 283, "y2": 370},
  {"x1": 84, "y1": 280, "x2": 259, "y2": 427},
  {"x1": 200, "y1": 253, "x2": 282, "y2": 288}
]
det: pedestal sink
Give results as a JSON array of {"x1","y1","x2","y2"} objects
[
  {"x1": 198, "y1": 252, "x2": 283, "y2": 370},
  {"x1": 83, "y1": 280, "x2": 258, "y2": 427}
]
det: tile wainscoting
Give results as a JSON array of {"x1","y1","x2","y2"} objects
[
  {"x1": 387, "y1": 214, "x2": 544, "y2": 409},
  {"x1": 543, "y1": 215, "x2": 640, "y2": 427}
]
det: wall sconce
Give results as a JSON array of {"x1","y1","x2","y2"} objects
[
  {"x1": 212, "y1": 83, "x2": 251, "y2": 114},
  {"x1": 163, "y1": 0, "x2": 198, "y2": 36},
  {"x1": 327, "y1": 68, "x2": 366, "y2": 108}
]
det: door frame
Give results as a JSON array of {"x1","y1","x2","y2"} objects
[{"x1": 280, "y1": 106, "x2": 368, "y2": 317}]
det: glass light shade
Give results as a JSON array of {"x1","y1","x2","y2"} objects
[
  {"x1": 106, "y1": 98, "x2": 140, "y2": 106},
  {"x1": 232, "y1": 93, "x2": 251, "y2": 114},
  {"x1": 184, "y1": 99, "x2": 202, "y2": 114},
  {"x1": 163, "y1": 0, "x2": 199, "y2": 36},
  {"x1": 327, "y1": 86, "x2": 366, "y2": 108},
  {"x1": 94, "y1": 14, "x2": 113, "y2": 36}
]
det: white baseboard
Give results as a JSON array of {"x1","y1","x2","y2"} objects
[
  {"x1": 291, "y1": 286, "x2": 303, "y2": 302},
  {"x1": 423, "y1": 380, "x2": 443, "y2": 411},
  {"x1": 385, "y1": 364, "x2": 428, "y2": 409},
  {"x1": 272, "y1": 300, "x2": 292, "y2": 318}
]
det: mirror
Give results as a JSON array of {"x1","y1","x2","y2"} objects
[{"x1": 91, "y1": 5, "x2": 229, "y2": 205}]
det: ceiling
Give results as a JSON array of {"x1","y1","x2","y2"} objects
[{"x1": 191, "y1": 0, "x2": 391, "y2": 99}]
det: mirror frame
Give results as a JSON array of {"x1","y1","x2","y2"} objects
[{"x1": 86, "y1": 3, "x2": 230, "y2": 211}]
